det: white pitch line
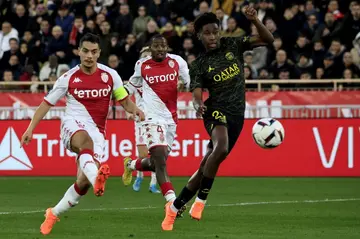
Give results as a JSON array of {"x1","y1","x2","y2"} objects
[{"x1": 0, "y1": 198, "x2": 359, "y2": 216}]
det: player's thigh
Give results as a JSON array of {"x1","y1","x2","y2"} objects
[
  {"x1": 144, "y1": 123, "x2": 168, "y2": 150},
  {"x1": 203, "y1": 109, "x2": 229, "y2": 152},
  {"x1": 165, "y1": 124, "x2": 177, "y2": 152},
  {"x1": 137, "y1": 145, "x2": 148, "y2": 159},
  {"x1": 227, "y1": 115, "x2": 244, "y2": 153},
  {"x1": 135, "y1": 122, "x2": 147, "y2": 147},
  {"x1": 61, "y1": 119, "x2": 93, "y2": 154}
]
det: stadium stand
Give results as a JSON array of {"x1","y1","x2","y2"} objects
[
  {"x1": 0, "y1": 0, "x2": 359, "y2": 119},
  {"x1": 0, "y1": 0, "x2": 359, "y2": 91}
]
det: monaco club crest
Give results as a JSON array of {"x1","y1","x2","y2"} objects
[
  {"x1": 101, "y1": 73, "x2": 109, "y2": 83},
  {"x1": 168, "y1": 60, "x2": 175, "y2": 68}
]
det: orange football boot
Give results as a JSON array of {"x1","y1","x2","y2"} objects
[
  {"x1": 40, "y1": 208, "x2": 59, "y2": 235},
  {"x1": 93, "y1": 164, "x2": 110, "y2": 196}
]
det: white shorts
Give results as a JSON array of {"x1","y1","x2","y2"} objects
[
  {"x1": 135, "y1": 122, "x2": 146, "y2": 146},
  {"x1": 142, "y1": 123, "x2": 176, "y2": 150},
  {"x1": 61, "y1": 118, "x2": 106, "y2": 163}
]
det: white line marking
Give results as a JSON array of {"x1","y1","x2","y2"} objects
[{"x1": 0, "y1": 198, "x2": 359, "y2": 216}]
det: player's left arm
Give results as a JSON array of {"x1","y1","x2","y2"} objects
[
  {"x1": 111, "y1": 70, "x2": 145, "y2": 121},
  {"x1": 176, "y1": 55, "x2": 191, "y2": 90},
  {"x1": 243, "y1": 6, "x2": 274, "y2": 47}
]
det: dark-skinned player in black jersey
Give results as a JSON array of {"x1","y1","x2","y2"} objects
[{"x1": 161, "y1": 7, "x2": 274, "y2": 231}]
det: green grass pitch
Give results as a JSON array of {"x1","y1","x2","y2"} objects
[{"x1": 0, "y1": 177, "x2": 359, "y2": 239}]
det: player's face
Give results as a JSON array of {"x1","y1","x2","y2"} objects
[
  {"x1": 150, "y1": 38, "x2": 168, "y2": 62},
  {"x1": 199, "y1": 23, "x2": 220, "y2": 51},
  {"x1": 78, "y1": 41, "x2": 101, "y2": 68}
]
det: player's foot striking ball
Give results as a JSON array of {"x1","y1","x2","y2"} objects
[
  {"x1": 20, "y1": 33, "x2": 144, "y2": 235},
  {"x1": 161, "y1": 9, "x2": 274, "y2": 231}
]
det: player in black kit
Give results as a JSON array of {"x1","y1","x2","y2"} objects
[{"x1": 161, "y1": 7, "x2": 274, "y2": 231}]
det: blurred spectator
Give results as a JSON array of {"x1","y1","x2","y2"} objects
[
  {"x1": 215, "y1": 8, "x2": 229, "y2": 30},
  {"x1": 39, "y1": 55, "x2": 69, "y2": 82},
  {"x1": 9, "y1": 4, "x2": 28, "y2": 38},
  {"x1": 194, "y1": 1, "x2": 210, "y2": 17},
  {"x1": 46, "y1": 26, "x2": 69, "y2": 64},
  {"x1": 148, "y1": 0, "x2": 170, "y2": 27},
  {"x1": 55, "y1": 5, "x2": 75, "y2": 35},
  {"x1": 133, "y1": 6, "x2": 153, "y2": 37},
  {"x1": 0, "y1": 38, "x2": 19, "y2": 71},
  {"x1": 1, "y1": 70, "x2": 17, "y2": 91},
  {"x1": 351, "y1": 32, "x2": 360, "y2": 67},
  {"x1": 119, "y1": 33, "x2": 139, "y2": 81},
  {"x1": 342, "y1": 52, "x2": 360, "y2": 77},
  {"x1": 268, "y1": 50, "x2": 295, "y2": 79},
  {"x1": 108, "y1": 54, "x2": 121, "y2": 76},
  {"x1": 113, "y1": 4, "x2": 133, "y2": 39},
  {"x1": 244, "y1": 51, "x2": 258, "y2": 79},
  {"x1": 0, "y1": 22, "x2": 19, "y2": 59},
  {"x1": 99, "y1": 21, "x2": 112, "y2": 64},
  {"x1": 212, "y1": 0, "x2": 234, "y2": 16},
  {"x1": 8, "y1": 55, "x2": 22, "y2": 80},
  {"x1": 313, "y1": 12, "x2": 338, "y2": 49},
  {"x1": 136, "y1": 20, "x2": 159, "y2": 49},
  {"x1": 222, "y1": 17, "x2": 245, "y2": 37},
  {"x1": 0, "y1": 0, "x2": 358, "y2": 92}
]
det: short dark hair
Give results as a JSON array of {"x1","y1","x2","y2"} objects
[
  {"x1": 79, "y1": 33, "x2": 100, "y2": 47},
  {"x1": 194, "y1": 12, "x2": 220, "y2": 34},
  {"x1": 150, "y1": 34, "x2": 166, "y2": 43},
  {"x1": 9, "y1": 38, "x2": 18, "y2": 43}
]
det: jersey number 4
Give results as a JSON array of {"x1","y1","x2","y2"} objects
[{"x1": 157, "y1": 126, "x2": 163, "y2": 133}]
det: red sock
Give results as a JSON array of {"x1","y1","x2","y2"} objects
[
  {"x1": 135, "y1": 158, "x2": 143, "y2": 171},
  {"x1": 160, "y1": 182, "x2": 174, "y2": 196},
  {"x1": 74, "y1": 182, "x2": 89, "y2": 196}
]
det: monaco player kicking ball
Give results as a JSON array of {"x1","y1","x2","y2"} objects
[
  {"x1": 20, "y1": 33, "x2": 144, "y2": 235},
  {"x1": 121, "y1": 35, "x2": 190, "y2": 226},
  {"x1": 124, "y1": 46, "x2": 160, "y2": 194}
]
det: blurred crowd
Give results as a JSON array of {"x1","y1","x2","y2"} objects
[{"x1": 0, "y1": 0, "x2": 359, "y2": 92}]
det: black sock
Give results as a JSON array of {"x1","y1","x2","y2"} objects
[
  {"x1": 197, "y1": 176, "x2": 214, "y2": 200},
  {"x1": 173, "y1": 187, "x2": 196, "y2": 210}
]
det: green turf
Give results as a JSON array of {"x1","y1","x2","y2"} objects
[{"x1": 0, "y1": 177, "x2": 359, "y2": 239}]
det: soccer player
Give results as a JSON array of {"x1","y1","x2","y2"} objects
[
  {"x1": 121, "y1": 35, "x2": 190, "y2": 206},
  {"x1": 124, "y1": 46, "x2": 160, "y2": 194},
  {"x1": 162, "y1": 8, "x2": 274, "y2": 231},
  {"x1": 20, "y1": 33, "x2": 145, "y2": 235}
]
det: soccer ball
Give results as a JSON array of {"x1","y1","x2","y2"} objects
[{"x1": 252, "y1": 118, "x2": 285, "y2": 149}]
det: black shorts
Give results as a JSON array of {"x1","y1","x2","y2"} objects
[{"x1": 203, "y1": 109, "x2": 244, "y2": 152}]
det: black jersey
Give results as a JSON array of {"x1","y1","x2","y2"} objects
[{"x1": 189, "y1": 36, "x2": 253, "y2": 116}]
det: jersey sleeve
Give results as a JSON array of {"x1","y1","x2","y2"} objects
[
  {"x1": 235, "y1": 36, "x2": 255, "y2": 52},
  {"x1": 43, "y1": 74, "x2": 69, "y2": 106},
  {"x1": 124, "y1": 60, "x2": 143, "y2": 95},
  {"x1": 176, "y1": 56, "x2": 191, "y2": 89},
  {"x1": 111, "y1": 70, "x2": 128, "y2": 101},
  {"x1": 189, "y1": 61, "x2": 204, "y2": 92}
]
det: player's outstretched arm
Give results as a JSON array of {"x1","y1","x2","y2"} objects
[
  {"x1": 21, "y1": 101, "x2": 52, "y2": 147},
  {"x1": 120, "y1": 97, "x2": 145, "y2": 121},
  {"x1": 244, "y1": 6, "x2": 274, "y2": 44}
]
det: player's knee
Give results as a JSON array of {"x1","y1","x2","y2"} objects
[
  {"x1": 213, "y1": 144, "x2": 229, "y2": 161},
  {"x1": 148, "y1": 158, "x2": 156, "y2": 171}
]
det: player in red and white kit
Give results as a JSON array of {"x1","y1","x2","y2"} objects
[
  {"x1": 20, "y1": 33, "x2": 144, "y2": 235},
  {"x1": 121, "y1": 36, "x2": 190, "y2": 225},
  {"x1": 124, "y1": 46, "x2": 160, "y2": 194}
]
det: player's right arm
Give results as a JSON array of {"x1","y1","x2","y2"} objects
[
  {"x1": 21, "y1": 74, "x2": 69, "y2": 146},
  {"x1": 189, "y1": 61, "x2": 206, "y2": 118}
]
